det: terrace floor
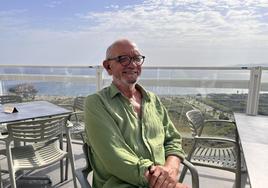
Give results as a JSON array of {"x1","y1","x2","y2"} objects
[{"x1": 0, "y1": 140, "x2": 251, "y2": 188}]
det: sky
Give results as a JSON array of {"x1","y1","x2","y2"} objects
[{"x1": 0, "y1": 0, "x2": 268, "y2": 67}]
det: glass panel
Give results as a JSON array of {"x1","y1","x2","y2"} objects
[
  {"x1": 141, "y1": 67, "x2": 250, "y2": 137},
  {"x1": 0, "y1": 66, "x2": 257, "y2": 138},
  {"x1": 260, "y1": 69, "x2": 268, "y2": 115},
  {"x1": 0, "y1": 66, "x2": 96, "y2": 104}
]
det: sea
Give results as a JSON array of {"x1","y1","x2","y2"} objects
[{"x1": 0, "y1": 66, "x2": 265, "y2": 97}]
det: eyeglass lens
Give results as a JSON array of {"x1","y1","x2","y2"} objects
[{"x1": 118, "y1": 55, "x2": 144, "y2": 66}]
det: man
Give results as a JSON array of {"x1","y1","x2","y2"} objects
[{"x1": 84, "y1": 39, "x2": 189, "y2": 188}]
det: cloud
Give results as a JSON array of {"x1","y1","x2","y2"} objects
[
  {"x1": 105, "y1": 4, "x2": 120, "y2": 9},
  {"x1": 78, "y1": 0, "x2": 268, "y2": 43},
  {"x1": 1, "y1": 0, "x2": 268, "y2": 66},
  {"x1": 45, "y1": 0, "x2": 63, "y2": 8}
]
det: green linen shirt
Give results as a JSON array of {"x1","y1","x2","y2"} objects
[{"x1": 84, "y1": 83, "x2": 185, "y2": 188}]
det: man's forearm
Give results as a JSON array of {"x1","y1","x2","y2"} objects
[{"x1": 164, "y1": 155, "x2": 182, "y2": 178}]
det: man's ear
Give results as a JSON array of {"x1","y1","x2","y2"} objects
[{"x1": 103, "y1": 60, "x2": 112, "y2": 75}]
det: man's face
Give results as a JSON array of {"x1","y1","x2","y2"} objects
[{"x1": 104, "y1": 41, "x2": 142, "y2": 86}]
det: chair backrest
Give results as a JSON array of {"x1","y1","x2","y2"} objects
[
  {"x1": 186, "y1": 110, "x2": 205, "y2": 137},
  {"x1": 6, "y1": 115, "x2": 67, "y2": 142},
  {"x1": 73, "y1": 97, "x2": 86, "y2": 111},
  {"x1": 0, "y1": 95, "x2": 22, "y2": 104}
]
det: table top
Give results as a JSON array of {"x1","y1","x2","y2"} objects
[
  {"x1": 234, "y1": 113, "x2": 268, "y2": 188},
  {"x1": 0, "y1": 100, "x2": 71, "y2": 124}
]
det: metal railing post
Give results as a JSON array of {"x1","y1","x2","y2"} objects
[
  {"x1": 95, "y1": 66, "x2": 103, "y2": 91},
  {"x1": 246, "y1": 66, "x2": 262, "y2": 115}
]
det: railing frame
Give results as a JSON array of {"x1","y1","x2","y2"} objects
[{"x1": 247, "y1": 67, "x2": 262, "y2": 115}]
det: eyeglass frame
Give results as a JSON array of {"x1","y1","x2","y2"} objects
[{"x1": 106, "y1": 55, "x2": 145, "y2": 66}]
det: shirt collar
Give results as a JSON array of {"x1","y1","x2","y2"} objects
[{"x1": 109, "y1": 83, "x2": 150, "y2": 102}]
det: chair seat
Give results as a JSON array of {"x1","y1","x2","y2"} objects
[
  {"x1": 11, "y1": 140, "x2": 67, "y2": 171},
  {"x1": 191, "y1": 146, "x2": 237, "y2": 171},
  {"x1": 70, "y1": 122, "x2": 85, "y2": 134}
]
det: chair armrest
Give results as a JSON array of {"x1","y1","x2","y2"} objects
[
  {"x1": 204, "y1": 120, "x2": 235, "y2": 127},
  {"x1": 69, "y1": 111, "x2": 84, "y2": 117},
  {"x1": 75, "y1": 143, "x2": 92, "y2": 187},
  {"x1": 58, "y1": 104, "x2": 74, "y2": 111},
  {"x1": 194, "y1": 136, "x2": 237, "y2": 144},
  {"x1": 181, "y1": 159, "x2": 199, "y2": 188},
  {"x1": 68, "y1": 111, "x2": 84, "y2": 122},
  {"x1": 66, "y1": 120, "x2": 74, "y2": 128},
  {"x1": 75, "y1": 167, "x2": 92, "y2": 188}
]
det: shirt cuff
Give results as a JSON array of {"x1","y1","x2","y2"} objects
[
  {"x1": 165, "y1": 150, "x2": 186, "y2": 161},
  {"x1": 138, "y1": 158, "x2": 154, "y2": 186}
]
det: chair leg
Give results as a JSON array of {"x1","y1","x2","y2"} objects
[
  {"x1": 0, "y1": 166, "x2": 3, "y2": 188},
  {"x1": 60, "y1": 136, "x2": 64, "y2": 182},
  {"x1": 235, "y1": 152, "x2": 241, "y2": 188},
  {"x1": 9, "y1": 171, "x2": 17, "y2": 188},
  {"x1": 65, "y1": 132, "x2": 84, "y2": 181},
  {"x1": 6, "y1": 145, "x2": 17, "y2": 188},
  {"x1": 69, "y1": 155, "x2": 78, "y2": 188},
  {"x1": 235, "y1": 172, "x2": 241, "y2": 188},
  {"x1": 65, "y1": 157, "x2": 69, "y2": 181},
  {"x1": 66, "y1": 133, "x2": 77, "y2": 188},
  {"x1": 235, "y1": 130, "x2": 241, "y2": 188},
  {"x1": 65, "y1": 140, "x2": 69, "y2": 181},
  {"x1": 60, "y1": 160, "x2": 64, "y2": 182}
]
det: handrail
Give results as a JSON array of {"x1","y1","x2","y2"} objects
[{"x1": 0, "y1": 64, "x2": 268, "y2": 70}]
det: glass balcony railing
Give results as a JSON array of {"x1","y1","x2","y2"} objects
[
  {"x1": 1, "y1": 66, "x2": 267, "y2": 109},
  {"x1": 1, "y1": 65, "x2": 267, "y2": 138}
]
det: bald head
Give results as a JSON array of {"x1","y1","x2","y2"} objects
[{"x1": 105, "y1": 39, "x2": 139, "y2": 60}]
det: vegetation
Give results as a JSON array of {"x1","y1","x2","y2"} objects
[
  {"x1": 160, "y1": 94, "x2": 242, "y2": 152},
  {"x1": 8, "y1": 83, "x2": 38, "y2": 101},
  {"x1": 28, "y1": 92, "x2": 268, "y2": 152}
]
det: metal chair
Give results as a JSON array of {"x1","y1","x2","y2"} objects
[
  {"x1": 0, "y1": 95, "x2": 22, "y2": 105},
  {"x1": 75, "y1": 143, "x2": 199, "y2": 188},
  {"x1": 0, "y1": 95, "x2": 22, "y2": 134},
  {"x1": 0, "y1": 115, "x2": 78, "y2": 188},
  {"x1": 60, "y1": 96, "x2": 86, "y2": 142},
  {"x1": 179, "y1": 109, "x2": 242, "y2": 188},
  {"x1": 59, "y1": 97, "x2": 86, "y2": 181}
]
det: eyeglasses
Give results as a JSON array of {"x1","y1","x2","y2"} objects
[{"x1": 106, "y1": 55, "x2": 145, "y2": 66}]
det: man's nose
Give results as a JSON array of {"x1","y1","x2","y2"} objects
[{"x1": 128, "y1": 59, "x2": 138, "y2": 67}]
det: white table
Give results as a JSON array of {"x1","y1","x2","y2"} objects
[{"x1": 234, "y1": 113, "x2": 268, "y2": 188}]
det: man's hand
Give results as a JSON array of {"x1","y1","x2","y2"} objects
[
  {"x1": 144, "y1": 155, "x2": 190, "y2": 188},
  {"x1": 146, "y1": 165, "x2": 176, "y2": 188},
  {"x1": 145, "y1": 165, "x2": 190, "y2": 188}
]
